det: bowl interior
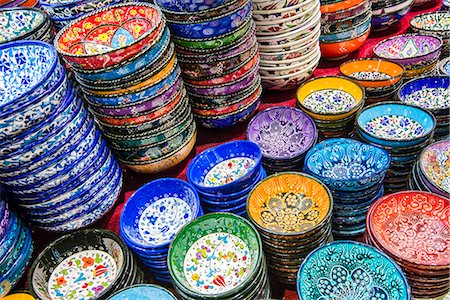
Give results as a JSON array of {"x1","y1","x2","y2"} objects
[
  {"x1": 410, "y1": 12, "x2": 450, "y2": 32},
  {"x1": 0, "y1": 8, "x2": 46, "y2": 42},
  {"x1": 305, "y1": 138, "x2": 390, "y2": 181},
  {"x1": 339, "y1": 59, "x2": 404, "y2": 84},
  {"x1": 398, "y1": 76, "x2": 450, "y2": 111},
  {"x1": 374, "y1": 34, "x2": 442, "y2": 60},
  {"x1": 109, "y1": 284, "x2": 177, "y2": 299},
  {"x1": 247, "y1": 172, "x2": 332, "y2": 234},
  {"x1": 419, "y1": 140, "x2": 450, "y2": 194},
  {"x1": 168, "y1": 213, "x2": 261, "y2": 295},
  {"x1": 120, "y1": 178, "x2": 200, "y2": 247}
]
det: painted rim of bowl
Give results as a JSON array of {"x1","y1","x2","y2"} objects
[{"x1": 339, "y1": 58, "x2": 406, "y2": 82}]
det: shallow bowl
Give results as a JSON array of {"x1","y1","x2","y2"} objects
[{"x1": 410, "y1": 12, "x2": 450, "y2": 38}]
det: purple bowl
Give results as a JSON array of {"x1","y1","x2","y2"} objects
[
  {"x1": 418, "y1": 140, "x2": 449, "y2": 197},
  {"x1": 246, "y1": 106, "x2": 318, "y2": 161}
]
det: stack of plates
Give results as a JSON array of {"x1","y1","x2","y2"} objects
[
  {"x1": 246, "y1": 106, "x2": 317, "y2": 174},
  {"x1": 0, "y1": 0, "x2": 39, "y2": 9},
  {"x1": 108, "y1": 284, "x2": 177, "y2": 300},
  {"x1": 304, "y1": 138, "x2": 390, "y2": 237},
  {"x1": 408, "y1": 140, "x2": 449, "y2": 198},
  {"x1": 55, "y1": 3, "x2": 196, "y2": 174},
  {"x1": 168, "y1": 213, "x2": 271, "y2": 299},
  {"x1": 0, "y1": 194, "x2": 33, "y2": 298},
  {"x1": 0, "y1": 41, "x2": 121, "y2": 231},
  {"x1": 120, "y1": 178, "x2": 203, "y2": 283},
  {"x1": 187, "y1": 141, "x2": 264, "y2": 215},
  {"x1": 297, "y1": 241, "x2": 411, "y2": 300},
  {"x1": 356, "y1": 102, "x2": 436, "y2": 193},
  {"x1": 410, "y1": 12, "x2": 450, "y2": 58},
  {"x1": 339, "y1": 58, "x2": 405, "y2": 105},
  {"x1": 28, "y1": 229, "x2": 144, "y2": 300},
  {"x1": 39, "y1": 0, "x2": 120, "y2": 30},
  {"x1": 398, "y1": 75, "x2": 449, "y2": 140},
  {"x1": 371, "y1": 0, "x2": 413, "y2": 31},
  {"x1": 247, "y1": 172, "x2": 333, "y2": 285},
  {"x1": 156, "y1": 0, "x2": 262, "y2": 128},
  {"x1": 320, "y1": 0, "x2": 371, "y2": 60},
  {"x1": 253, "y1": 0, "x2": 321, "y2": 90},
  {"x1": 374, "y1": 34, "x2": 443, "y2": 78},
  {"x1": 366, "y1": 191, "x2": 450, "y2": 299},
  {"x1": 0, "y1": 8, "x2": 53, "y2": 44},
  {"x1": 296, "y1": 77, "x2": 365, "y2": 140}
]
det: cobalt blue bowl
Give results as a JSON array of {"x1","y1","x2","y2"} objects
[
  {"x1": 155, "y1": 0, "x2": 227, "y2": 12},
  {"x1": 304, "y1": 138, "x2": 390, "y2": 191},
  {"x1": 187, "y1": 140, "x2": 262, "y2": 194}
]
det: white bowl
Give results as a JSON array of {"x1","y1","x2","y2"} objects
[
  {"x1": 260, "y1": 44, "x2": 319, "y2": 66},
  {"x1": 258, "y1": 22, "x2": 320, "y2": 51},
  {"x1": 259, "y1": 40, "x2": 319, "y2": 61},
  {"x1": 253, "y1": 0, "x2": 301, "y2": 11},
  {"x1": 253, "y1": 0, "x2": 316, "y2": 22},
  {"x1": 259, "y1": 48, "x2": 320, "y2": 77}
]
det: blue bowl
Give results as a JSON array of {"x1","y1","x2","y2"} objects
[
  {"x1": 371, "y1": 5, "x2": 411, "y2": 31},
  {"x1": 109, "y1": 284, "x2": 177, "y2": 300},
  {"x1": 202, "y1": 199, "x2": 247, "y2": 213},
  {"x1": 120, "y1": 178, "x2": 201, "y2": 249},
  {"x1": 304, "y1": 138, "x2": 390, "y2": 191},
  {"x1": 356, "y1": 102, "x2": 436, "y2": 148},
  {"x1": 0, "y1": 212, "x2": 19, "y2": 261},
  {"x1": 320, "y1": 16, "x2": 371, "y2": 42},
  {"x1": 155, "y1": 0, "x2": 227, "y2": 12},
  {"x1": 187, "y1": 140, "x2": 262, "y2": 194},
  {"x1": 200, "y1": 192, "x2": 247, "y2": 208}
]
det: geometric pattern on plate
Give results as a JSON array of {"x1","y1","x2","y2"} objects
[
  {"x1": 303, "y1": 89, "x2": 357, "y2": 114},
  {"x1": 364, "y1": 115, "x2": 425, "y2": 139},
  {"x1": 203, "y1": 157, "x2": 255, "y2": 187}
]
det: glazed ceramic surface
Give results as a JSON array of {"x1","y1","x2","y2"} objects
[
  {"x1": 297, "y1": 241, "x2": 411, "y2": 300},
  {"x1": 303, "y1": 89, "x2": 356, "y2": 114},
  {"x1": 0, "y1": 8, "x2": 46, "y2": 43},
  {"x1": 419, "y1": 140, "x2": 450, "y2": 194},
  {"x1": 410, "y1": 12, "x2": 450, "y2": 37},
  {"x1": 155, "y1": 0, "x2": 227, "y2": 12},
  {"x1": 364, "y1": 115, "x2": 425, "y2": 140},
  {"x1": 398, "y1": 76, "x2": 450, "y2": 111},
  {"x1": 439, "y1": 57, "x2": 450, "y2": 75},
  {"x1": 109, "y1": 285, "x2": 177, "y2": 300}
]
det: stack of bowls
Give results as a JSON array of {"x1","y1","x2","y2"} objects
[
  {"x1": 0, "y1": 0, "x2": 39, "y2": 8},
  {"x1": 108, "y1": 284, "x2": 177, "y2": 300},
  {"x1": 366, "y1": 191, "x2": 450, "y2": 299},
  {"x1": 39, "y1": 0, "x2": 120, "y2": 30},
  {"x1": 410, "y1": 12, "x2": 450, "y2": 58},
  {"x1": 339, "y1": 58, "x2": 405, "y2": 105},
  {"x1": 0, "y1": 194, "x2": 33, "y2": 298},
  {"x1": 168, "y1": 213, "x2": 271, "y2": 299},
  {"x1": 439, "y1": 57, "x2": 450, "y2": 76},
  {"x1": 155, "y1": 0, "x2": 262, "y2": 128},
  {"x1": 120, "y1": 178, "x2": 202, "y2": 283},
  {"x1": 0, "y1": 41, "x2": 122, "y2": 231},
  {"x1": 187, "y1": 141, "x2": 264, "y2": 215},
  {"x1": 297, "y1": 241, "x2": 412, "y2": 300},
  {"x1": 408, "y1": 140, "x2": 449, "y2": 198},
  {"x1": 398, "y1": 75, "x2": 449, "y2": 139},
  {"x1": 55, "y1": 3, "x2": 196, "y2": 174},
  {"x1": 374, "y1": 34, "x2": 443, "y2": 78},
  {"x1": 304, "y1": 138, "x2": 390, "y2": 237},
  {"x1": 320, "y1": 0, "x2": 372, "y2": 60},
  {"x1": 247, "y1": 172, "x2": 333, "y2": 285},
  {"x1": 253, "y1": 0, "x2": 321, "y2": 90},
  {"x1": 0, "y1": 8, "x2": 53, "y2": 44},
  {"x1": 371, "y1": 0, "x2": 413, "y2": 31},
  {"x1": 356, "y1": 102, "x2": 436, "y2": 193},
  {"x1": 296, "y1": 77, "x2": 365, "y2": 140},
  {"x1": 246, "y1": 106, "x2": 318, "y2": 174},
  {"x1": 28, "y1": 229, "x2": 144, "y2": 300}
]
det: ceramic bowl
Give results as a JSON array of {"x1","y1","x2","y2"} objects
[
  {"x1": 55, "y1": 3, "x2": 164, "y2": 70},
  {"x1": 253, "y1": 0, "x2": 315, "y2": 20},
  {"x1": 321, "y1": 0, "x2": 370, "y2": 22},
  {"x1": 260, "y1": 49, "x2": 320, "y2": 77},
  {"x1": 320, "y1": 0, "x2": 365, "y2": 13},
  {"x1": 339, "y1": 58, "x2": 405, "y2": 88},
  {"x1": 253, "y1": 0, "x2": 301, "y2": 11},
  {"x1": 246, "y1": 106, "x2": 317, "y2": 161},
  {"x1": 0, "y1": 7, "x2": 48, "y2": 44},
  {"x1": 371, "y1": 0, "x2": 413, "y2": 31},
  {"x1": 108, "y1": 284, "x2": 177, "y2": 300},
  {"x1": 257, "y1": 23, "x2": 320, "y2": 51},
  {"x1": 410, "y1": 12, "x2": 450, "y2": 44},
  {"x1": 41, "y1": 0, "x2": 120, "y2": 19},
  {"x1": 356, "y1": 102, "x2": 436, "y2": 148},
  {"x1": 319, "y1": 27, "x2": 370, "y2": 59},
  {"x1": 259, "y1": 39, "x2": 319, "y2": 62},
  {"x1": 320, "y1": 7, "x2": 370, "y2": 35},
  {"x1": 418, "y1": 140, "x2": 450, "y2": 196},
  {"x1": 319, "y1": 13, "x2": 371, "y2": 43},
  {"x1": 296, "y1": 76, "x2": 365, "y2": 121},
  {"x1": 439, "y1": 57, "x2": 450, "y2": 75},
  {"x1": 155, "y1": 0, "x2": 227, "y2": 12}
]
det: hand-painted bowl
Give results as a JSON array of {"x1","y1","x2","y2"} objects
[
  {"x1": 0, "y1": 7, "x2": 48, "y2": 44},
  {"x1": 356, "y1": 102, "x2": 436, "y2": 147},
  {"x1": 55, "y1": 3, "x2": 164, "y2": 70},
  {"x1": 253, "y1": 0, "x2": 315, "y2": 19},
  {"x1": 304, "y1": 138, "x2": 390, "y2": 191},
  {"x1": 419, "y1": 140, "x2": 450, "y2": 195},
  {"x1": 319, "y1": 27, "x2": 370, "y2": 59},
  {"x1": 246, "y1": 106, "x2": 317, "y2": 161},
  {"x1": 257, "y1": 24, "x2": 320, "y2": 51},
  {"x1": 254, "y1": 0, "x2": 317, "y2": 24},
  {"x1": 339, "y1": 58, "x2": 405, "y2": 88},
  {"x1": 260, "y1": 49, "x2": 320, "y2": 77},
  {"x1": 259, "y1": 40, "x2": 318, "y2": 62},
  {"x1": 41, "y1": 0, "x2": 120, "y2": 19},
  {"x1": 108, "y1": 284, "x2": 177, "y2": 300},
  {"x1": 320, "y1": 8, "x2": 370, "y2": 35},
  {"x1": 247, "y1": 172, "x2": 332, "y2": 235},
  {"x1": 168, "y1": 213, "x2": 262, "y2": 297},
  {"x1": 296, "y1": 76, "x2": 365, "y2": 121},
  {"x1": 320, "y1": 0, "x2": 365, "y2": 13},
  {"x1": 120, "y1": 178, "x2": 200, "y2": 249},
  {"x1": 253, "y1": 0, "x2": 301, "y2": 11},
  {"x1": 410, "y1": 12, "x2": 450, "y2": 38},
  {"x1": 439, "y1": 57, "x2": 450, "y2": 75},
  {"x1": 319, "y1": 13, "x2": 371, "y2": 43},
  {"x1": 321, "y1": 0, "x2": 370, "y2": 22},
  {"x1": 155, "y1": 0, "x2": 227, "y2": 12},
  {"x1": 297, "y1": 241, "x2": 411, "y2": 300},
  {"x1": 187, "y1": 140, "x2": 262, "y2": 194},
  {"x1": 371, "y1": 0, "x2": 413, "y2": 31}
]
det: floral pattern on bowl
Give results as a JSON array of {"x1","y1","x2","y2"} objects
[
  {"x1": 350, "y1": 71, "x2": 391, "y2": 80},
  {"x1": 403, "y1": 87, "x2": 450, "y2": 110},
  {"x1": 410, "y1": 12, "x2": 450, "y2": 37},
  {"x1": 419, "y1": 140, "x2": 450, "y2": 194},
  {"x1": 203, "y1": 157, "x2": 256, "y2": 187},
  {"x1": 0, "y1": 8, "x2": 45, "y2": 43},
  {"x1": 303, "y1": 89, "x2": 357, "y2": 114},
  {"x1": 364, "y1": 115, "x2": 425, "y2": 140}
]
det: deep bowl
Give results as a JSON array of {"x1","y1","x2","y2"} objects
[
  {"x1": 320, "y1": 0, "x2": 365, "y2": 14},
  {"x1": 410, "y1": 12, "x2": 450, "y2": 38},
  {"x1": 155, "y1": 0, "x2": 227, "y2": 12},
  {"x1": 186, "y1": 140, "x2": 262, "y2": 194},
  {"x1": 319, "y1": 13, "x2": 371, "y2": 43},
  {"x1": 0, "y1": 8, "x2": 48, "y2": 44},
  {"x1": 371, "y1": 0, "x2": 413, "y2": 31},
  {"x1": 304, "y1": 138, "x2": 390, "y2": 191}
]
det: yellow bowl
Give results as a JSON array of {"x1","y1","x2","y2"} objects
[
  {"x1": 296, "y1": 76, "x2": 364, "y2": 121},
  {"x1": 246, "y1": 172, "x2": 332, "y2": 236},
  {"x1": 4, "y1": 293, "x2": 35, "y2": 300}
]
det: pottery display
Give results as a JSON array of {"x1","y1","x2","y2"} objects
[
  {"x1": 410, "y1": 12, "x2": 450, "y2": 58},
  {"x1": 371, "y1": 0, "x2": 413, "y2": 31}
]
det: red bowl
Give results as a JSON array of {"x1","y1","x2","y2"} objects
[{"x1": 55, "y1": 3, "x2": 164, "y2": 70}]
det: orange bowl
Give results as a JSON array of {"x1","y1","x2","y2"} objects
[
  {"x1": 320, "y1": 0, "x2": 365, "y2": 14},
  {"x1": 320, "y1": 28, "x2": 370, "y2": 59}
]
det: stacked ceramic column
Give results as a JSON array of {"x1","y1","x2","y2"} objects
[{"x1": 155, "y1": 0, "x2": 262, "y2": 128}]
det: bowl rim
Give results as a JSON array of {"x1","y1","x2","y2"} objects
[
  {"x1": 397, "y1": 74, "x2": 450, "y2": 106},
  {"x1": 321, "y1": 0, "x2": 370, "y2": 18},
  {"x1": 355, "y1": 101, "x2": 437, "y2": 142},
  {"x1": 319, "y1": 13, "x2": 372, "y2": 41},
  {"x1": 254, "y1": 0, "x2": 319, "y2": 26},
  {"x1": 372, "y1": 0, "x2": 413, "y2": 15},
  {"x1": 260, "y1": 47, "x2": 319, "y2": 70},
  {"x1": 439, "y1": 57, "x2": 450, "y2": 75},
  {"x1": 54, "y1": 2, "x2": 163, "y2": 59},
  {"x1": 410, "y1": 11, "x2": 450, "y2": 33},
  {"x1": 339, "y1": 58, "x2": 406, "y2": 83},
  {"x1": 258, "y1": 22, "x2": 320, "y2": 49},
  {"x1": 253, "y1": 0, "x2": 313, "y2": 13},
  {"x1": 373, "y1": 33, "x2": 443, "y2": 62},
  {"x1": 0, "y1": 7, "x2": 48, "y2": 40},
  {"x1": 108, "y1": 284, "x2": 178, "y2": 299},
  {"x1": 303, "y1": 138, "x2": 391, "y2": 182}
]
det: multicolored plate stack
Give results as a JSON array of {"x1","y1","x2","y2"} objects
[
  {"x1": 371, "y1": 0, "x2": 413, "y2": 31},
  {"x1": 55, "y1": 3, "x2": 196, "y2": 174},
  {"x1": 253, "y1": 0, "x2": 321, "y2": 89},
  {"x1": 0, "y1": 193, "x2": 33, "y2": 298},
  {"x1": 0, "y1": 8, "x2": 53, "y2": 44},
  {"x1": 120, "y1": 178, "x2": 203, "y2": 283},
  {"x1": 247, "y1": 172, "x2": 333, "y2": 285},
  {"x1": 246, "y1": 106, "x2": 317, "y2": 174},
  {"x1": 366, "y1": 191, "x2": 450, "y2": 299},
  {"x1": 304, "y1": 138, "x2": 390, "y2": 237},
  {"x1": 168, "y1": 213, "x2": 271, "y2": 299},
  {"x1": 187, "y1": 141, "x2": 264, "y2": 215},
  {"x1": 410, "y1": 12, "x2": 450, "y2": 58},
  {"x1": 0, "y1": 41, "x2": 122, "y2": 231},
  {"x1": 108, "y1": 284, "x2": 177, "y2": 300},
  {"x1": 155, "y1": 0, "x2": 262, "y2": 128}
]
